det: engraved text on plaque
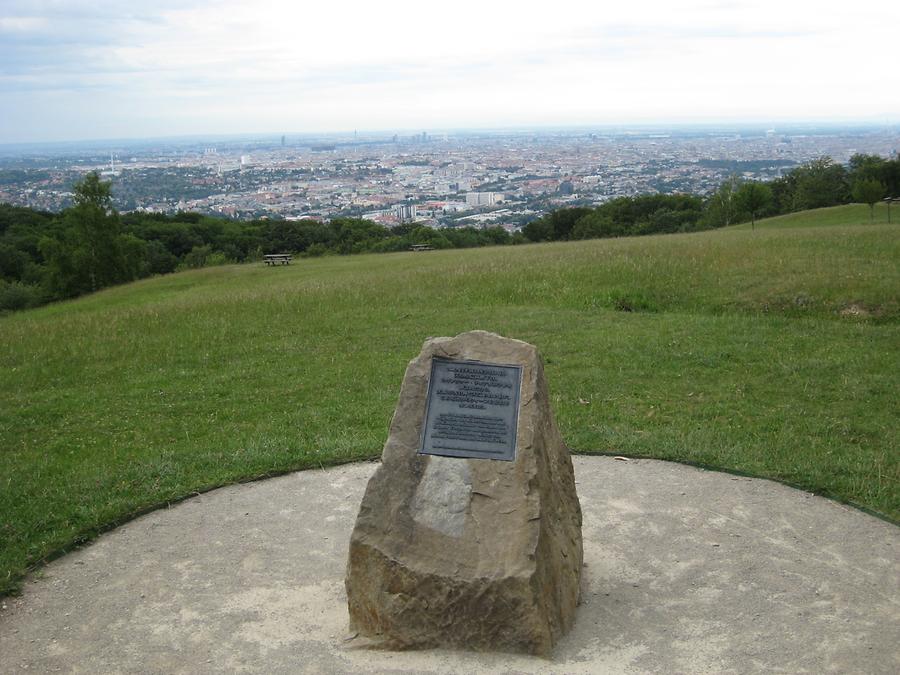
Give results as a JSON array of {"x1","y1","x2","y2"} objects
[{"x1": 419, "y1": 357, "x2": 522, "y2": 461}]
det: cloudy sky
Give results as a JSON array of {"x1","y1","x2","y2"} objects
[{"x1": 1, "y1": 0, "x2": 897, "y2": 143}]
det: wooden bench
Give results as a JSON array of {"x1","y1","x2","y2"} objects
[
  {"x1": 409, "y1": 244, "x2": 434, "y2": 252},
  {"x1": 264, "y1": 254, "x2": 292, "y2": 266}
]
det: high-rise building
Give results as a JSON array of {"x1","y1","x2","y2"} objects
[
  {"x1": 394, "y1": 204, "x2": 418, "y2": 222},
  {"x1": 465, "y1": 192, "x2": 502, "y2": 207}
]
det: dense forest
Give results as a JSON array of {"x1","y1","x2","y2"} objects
[{"x1": 1, "y1": 153, "x2": 897, "y2": 313}]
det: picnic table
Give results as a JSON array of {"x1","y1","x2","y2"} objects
[{"x1": 264, "y1": 254, "x2": 292, "y2": 266}]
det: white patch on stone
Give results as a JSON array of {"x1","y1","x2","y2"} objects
[{"x1": 412, "y1": 456, "x2": 471, "y2": 537}]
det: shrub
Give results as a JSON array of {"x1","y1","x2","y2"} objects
[
  {"x1": 305, "y1": 243, "x2": 329, "y2": 257},
  {"x1": 179, "y1": 245, "x2": 213, "y2": 269},
  {"x1": 205, "y1": 251, "x2": 232, "y2": 267},
  {"x1": 0, "y1": 279, "x2": 45, "y2": 312}
]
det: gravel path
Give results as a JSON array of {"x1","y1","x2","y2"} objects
[{"x1": 2, "y1": 456, "x2": 897, "y2": 674}]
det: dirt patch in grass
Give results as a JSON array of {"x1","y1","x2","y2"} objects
[{"x1": 840, "y1": 303, "x2": 872, "y2": 318}]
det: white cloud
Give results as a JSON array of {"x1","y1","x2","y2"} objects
[
  {"x1": 1, "y1": 0, "x2": 898, "y2": 142},
  {"x1": 0, "y1": 16, "x2": 48, "y2": 31}
]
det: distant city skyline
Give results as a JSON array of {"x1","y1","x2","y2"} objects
[{"x1": 1, "y1": 0, "x2": 897, "y2": 144}]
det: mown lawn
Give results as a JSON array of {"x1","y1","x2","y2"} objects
[{"x1": 1, "y1": 206, "x2": 898, "y2": 595}]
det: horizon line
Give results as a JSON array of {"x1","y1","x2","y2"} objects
[{"x1": 2, "y1": 118, "x2": 899, "y2": 150}]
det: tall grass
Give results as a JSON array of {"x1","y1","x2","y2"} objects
[{"x1": 1, "y1": 206, "x2": 898, "y2": 596}]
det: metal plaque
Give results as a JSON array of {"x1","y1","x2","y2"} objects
[{"x1": 419, "y1": 357, "x2": 522, "y2": 461}]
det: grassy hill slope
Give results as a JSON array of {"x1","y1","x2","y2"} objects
[
  {"x1": 729, "y1": 202, "x2": 894, "y2": 229},
  {"x1": 2, "y1": 209, "x2": 898, "y2": 595}
]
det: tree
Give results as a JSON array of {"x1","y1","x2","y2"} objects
[
  {"x1": 41, "y1": 172, "x2": 137, "y2": 297},
  {"x1": 72, "y1": 171, "x2": 114, "y2": 211},
  {"x1": 546, "y1": 207, "x2": 593, "y2": 240},
  {"x1": 791, "y1": 157, "x2": 849, "y2": 210},
  {"x1": 704, "y1": 175, "x2": 740, "y2": 227},
  {"x1": 849, "y1": 153, "x2": 886, "y2": 182},
  {"x1": 480, "y1": 226, "x2": 511, "y2": 246},
  {"x1": 645, "y1": 207, "x2": 682, "y2": 234},
  {"x1": 522, "y1": 216, "x2": 555, "y2": 242},
  {"x1": 570, "y1": 212, "x2": 615, "y2": 240},
  {"x1": 69, "y1": 173, "x2": 130, "y2": 292},
  {"x1": 769, "y1": 171, "x2": 798, "y2": 213},
  {"x1": 735, "y1": 182, "x2": 773, "y2": 229},
  {"x1": 850, "y1": 153, "x2": 900, "y2": 198},
  {"x1": 409, "y1": 225, "x2": 451, "y2": 249},
  {"x1": 852, "y1": 178, "x2": 885, "y2": 223}
]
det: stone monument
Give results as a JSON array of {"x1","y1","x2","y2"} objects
[{"x1": 345, "y1": 330, "x2": 582, "y2": 655}]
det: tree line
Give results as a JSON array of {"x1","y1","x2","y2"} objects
[
  {"x1": 0, "y1": 173, "x2": 521, "y2": 312},
  {"x1": 703, "y1": 153, "x2": 900, "y2": 229},
  {"x1": 1, "y1": 153, "x2": 896, "y2": 313},
  {"x1": 524, "y1": 153, "x2": 899, "y2": 241}
]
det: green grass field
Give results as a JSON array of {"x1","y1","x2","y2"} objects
[
  {"x1": 2, "y1": 205, "x2": 898, "y2": 596},
  {"x1": 730, "y1": 201, "x2": 895, "y2": 230}
]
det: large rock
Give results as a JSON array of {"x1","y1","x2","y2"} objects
[{"x1": 345, "y1": 331, "x2": 582, "y2": 655}]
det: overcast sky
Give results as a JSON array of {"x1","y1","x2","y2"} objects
[{"x1": 1, "y1": 0, "x2": 897, "y2": 143}]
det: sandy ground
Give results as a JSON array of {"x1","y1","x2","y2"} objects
[{"x1": 1, "y1": 456, "x2": 898, "y2": 674}]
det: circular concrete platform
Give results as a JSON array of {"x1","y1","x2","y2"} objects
[{"x1": 1, "y1": 457, "x2": 897, "y2": 674}]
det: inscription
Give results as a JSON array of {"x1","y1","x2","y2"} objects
[
  {"x1": 419, "y1": 357, "x2": 522, "y2": 461},
  {"x1": 432, "y1": 414, "x2": 508, "y2": 447}
]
